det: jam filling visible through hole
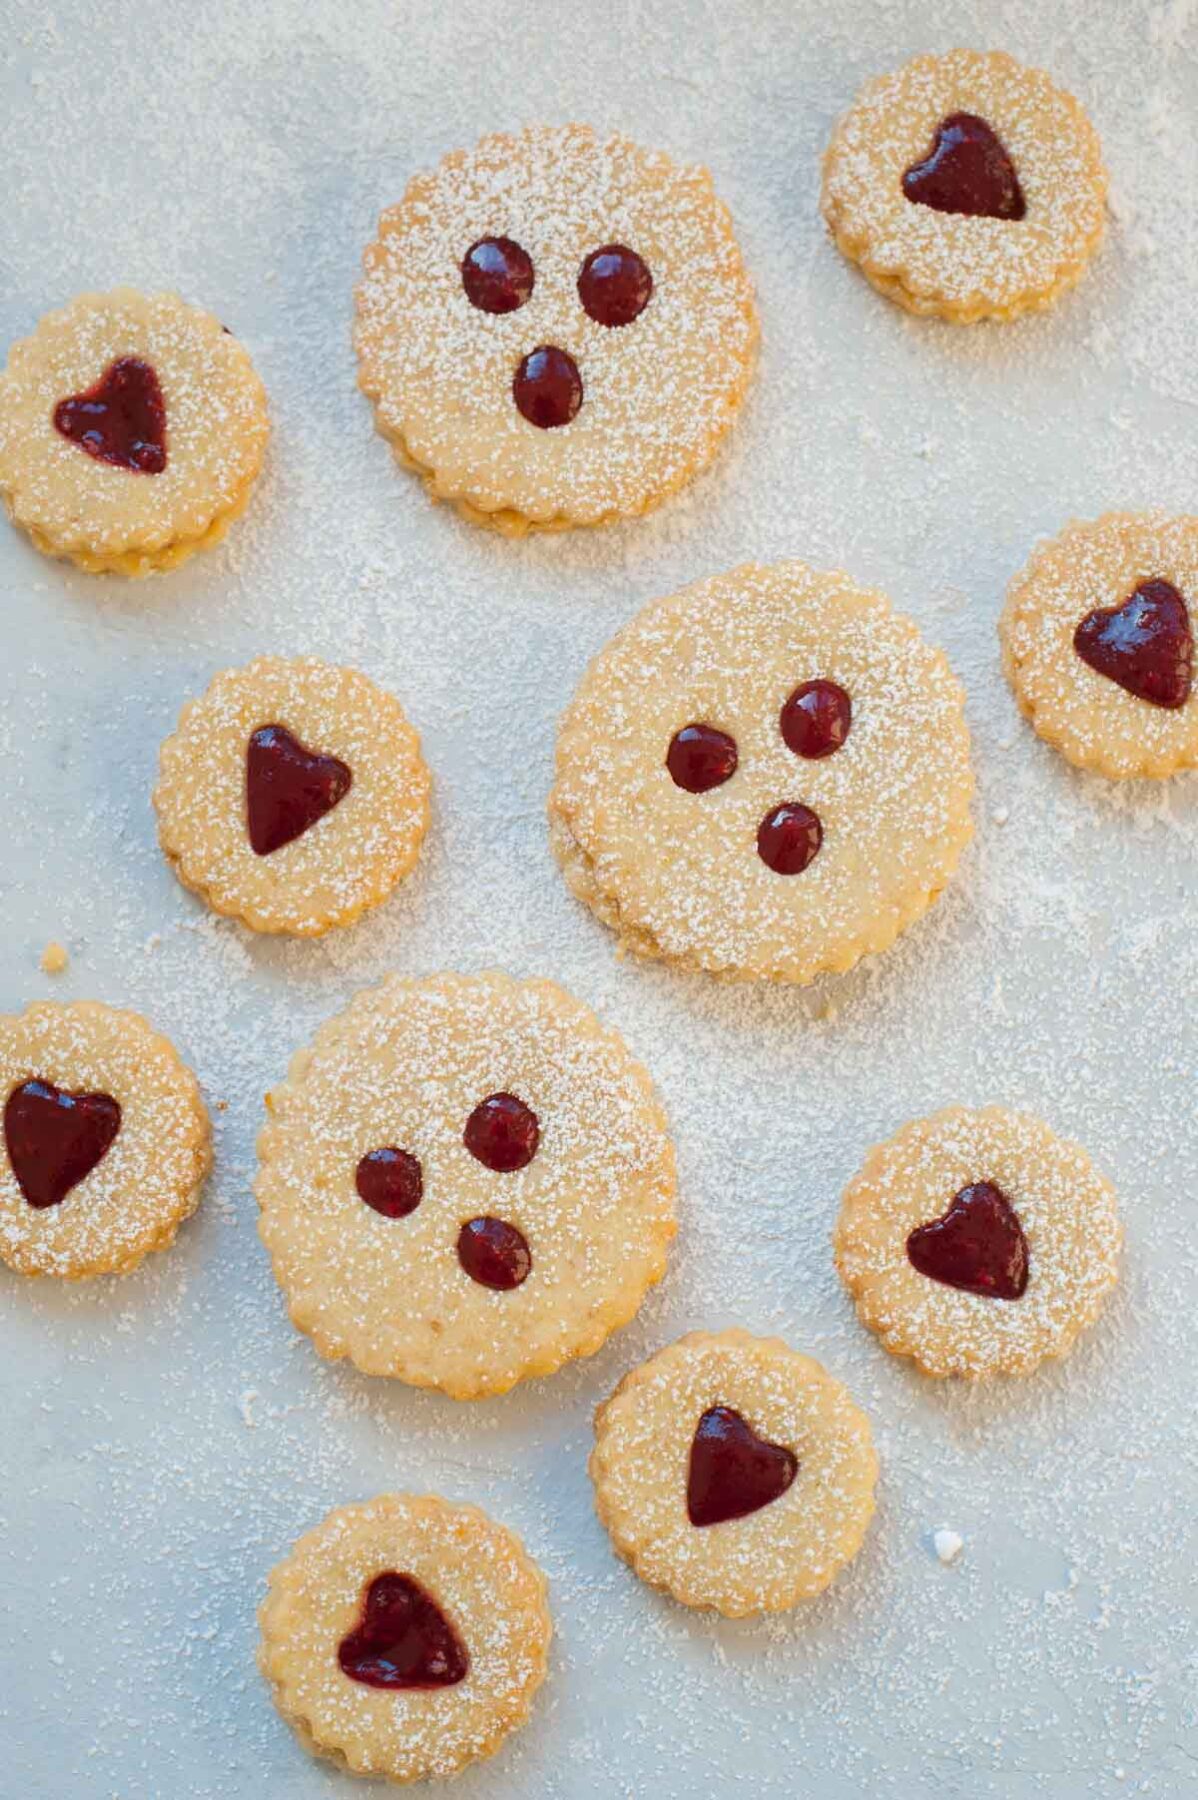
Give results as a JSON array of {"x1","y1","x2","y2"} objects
[
  {"x1": 457, "y1": 1216, "x2": 532, "y2": 1290},
  {"x1": 4, "y1": 1079, "x2": 122, "y2": 1209},
  {"x1": 513, "y1": 345, "x2": 583, "y2": 428},
  {"x1": 687, "y1": 1405, "x2": 799, "y2": 1527},
  {"x1": 461, "y1": 236, "x2": 535, "y2": 314},
  {"x1": 780, "y1": 679, "x2": 852, "y2": 759},
  {"x1": 1073, "y1": 579, "x2": 1193, "y2": 710},
  {"x1": 906, "y1": 1180, "x2": 1029, "y2": 1300},
  {"x1": 355, "y1": 1147, "x2": 422, "y2": 1218},
  {"x1": 463, "y1": 1093, "x2": 539, "y2": 1172},
  {"x1": 53, "y1": 357, "x2": 168, "y2": 473},
  {"x1": 756, "y1": 803, "x2": 823, "y2": 875},
  {"x1": 338, "y1": 1572, "x2": 469, "y2": 1690},
  {"x1": 245, "y1": 724, "x2": 352, "y2": 857},
  {"x1": 902, "y1": 112, "x2": 1026, "y2": 220},
  {"x1": 577, "y1": 245, "x2": 653, "y2": 327},
  {"x1": 666, "y1": 723, "x2": 738, "y2": 793}
]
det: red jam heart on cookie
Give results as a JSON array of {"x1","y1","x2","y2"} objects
[
  {"x1": 355, "y1": 1147, "x2": 423, "y2": 1219},
  {"x1": 780, "y1": 679, "x2": 852, "y2": 759},
  {"x1": 756, "y1": 803, "x2": 823, "y2": 874},
  {"x1": 687, "y1": 1405, "x2": 798, "y2": 1527},
  {"x1": 906, "y1": 1180, "x2": 1029, "y2": 1300},
  {"x1": 456, "y1": 1216, "x2": 532, "y2": 1290},
  {"x1": 666, "y1": 723, "x2": 738, "y2": 793},
  {"x1": 1073, "y1": 579, "x2": 1193, "y2": 710},
  {"x1": 338, "y1": 1572, "x2": 469, "y2": 1690},
  {"x1": 902, "y1": 112, "x2": 1026, "y2": 220},
  {"x1": 513, "y1": 345, "x2": 583, "y2": 428},
  {"x1": 53, "y1": 357, "x2": 167, "y2": 473},
  {"x1": 463, "y1": 1093, "x2": 540, "y2": 1173},
  {"x1": 245, "y1": 725, "x2": 353, "y2": 856},
  {"x1": 461, "y1": 236, "x2": 535, "y2": 314},
  {"x1": 577, "y1": 244, "x2": 653, "y2": 327},
  {"x1": 4, "y1": 1079, "x2": 121, "y2": 1209}
]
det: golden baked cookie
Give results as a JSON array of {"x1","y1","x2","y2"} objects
[
  {"x1": 0, "y1": 288, "x2": 268, "y2": 573},
  {"x1": 354, "y1": 123, "x2": 757, "y2": 535},
  {"x1": 549, "y1": 560, "x2": 973, "y2": 983},
  {"x1": 259, "y1": 1493, "x2": 551, "y2": 1785},
  {"x1": 0, "y1": 1000, "x2": 209, "y2": 1279},
  {"x1": 590, "y1": 1329, "x2": 878, "y2": 1617},
  {"x1": 154, "y1": 656, "x2": 430, "y2": 937},
  {"x1": 821, "y1": 49, "x2": 1106, "y2": 323},
  {"x1": 835, "y1": 1106, "x2": 1122, "y2": 1379},
  {"x1": 256, "y1": 972, "x2": 677, "y2": 1398},
  {"x1": 1000, "y1": 511, "x2": 1198, "y2": 779}
]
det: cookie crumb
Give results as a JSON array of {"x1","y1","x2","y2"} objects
[
  {"x1": 991, "y1": 806, "x2": 1010, "y2": 826},
  {"x1": 933, "y1": 1527, "x2": 964, "y2": 1565},
  {"x1": 40, "y1": 941, "x2": 69, "y2": 974}
]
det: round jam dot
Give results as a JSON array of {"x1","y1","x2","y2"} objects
[
  {"x1": 457, "y1": 1216, "x2": 532, "y2": 1291},
  {"x1": 355, "y1": 1147, "x2": 423, "y2": 1219},
  {"x1": 463, "y1": 1092, "x2": 540, "y2": 1172},
  {"x1": 577, "y1": 244, "x2": 653, "y2": 328},
  {"x1": 513, "y1": 345, "x2": 583, "y2": 429},
  {"x1": 666, "y1": 723, "x2": 738, "y2": 793},
  {"x1": 780, "y1": 679, "x2": 852, "y2": 759},
  {"x1": 460, "y1": 236, "x2": 535, "y2": 314},
  {"x1": 757, "y1": 803, "x2": 823, "y2": 875}
]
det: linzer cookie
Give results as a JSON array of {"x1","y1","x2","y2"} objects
[
  {"x1": 354, "y1": 124, "x2": 757, "y2": 534},
  {"x1": 255, "y1": 972, "x2": 677, "y2": 1398},
  {"x1": 590, "y1": 1330, "x2": 878, "y2": 1616},
  {"x1": 154, "y1": 656, "x2": 430, "y2": 936},
  {"x1": 1001, "y1": 512, "x2": 1198, "y2": 779},
  {"x1": 549, "y1": 560, "x2": 973, "y2": 983},
  {"x1": 259, "y1": 1493, "x2": 551, "y2": 1784},
  {"x1": 0, "y1": 1000, "x2": 210, "y2": 1279},
  {"x1": 821, "y1": 50, "x2": 1106, "y2": 322},
  {"x1": 0, "y1": 289, "x2": 268, "y2": 573},
  {"x1": 835, "y1": 1107, "x2": 1121, "y2": 1379}
]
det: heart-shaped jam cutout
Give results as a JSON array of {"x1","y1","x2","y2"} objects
[
  {"x1": 666, "y1": 723, "x2": 738, "y2": 793},
  {"x1": 338, "y1": 1572, "x2": 469, "y2": 1690},
  {"x1": 463, "y1": 1093, "x2": 539, "y2": 1173},
  {"x1": 906, "y1": 1180, "x2": 1029, "y2": 1300},
  {"x1": 457, "y1": 1216, "x2": 532, "y2": 1290},
  {"x1": 1073, "y1": 579, "x2": 1193, "y2": 710},
  {"x1": 902, "y1": 112, "x2": 1026, "y2": 220},
  {"x1": 246, "y1": 724, "x2": 352, "y2": 856},
  {"x1": 687, "y1": 1406, "x2": 798, "y2": 1527},
  {"x1": 4, "y1": 1079, "x2": 121, "y2": 1209},
  {"x1": 53, "y1": 357, "x2": 167, "y2": 473},
  {"x1": 355, "y1": 1147, "x2": 422, "y2": 1218}
]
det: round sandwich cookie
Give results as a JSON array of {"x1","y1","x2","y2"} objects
[
  {"x1": 821, "y1": 49, "x2": 1106, "y2": 323},
  {"x1": 154, "y1": 656, "x2": 431, "y2": 937},
  {"x1": 0, "y1": 288, "x2": 268, "y2": 573},
  {"x1": 0, "y1": 1000, "x2": 210, "y2": 1279},
  {"x1": 255, "y1": 972, "x2": 677, "y2": 1398},
  {"x1": 354, "y1": 123, "x2": 757, "y2": 534},
  {"x1": 549, "y1": 559, "x2": 974, "y2": 983},
  {"x1": 835, "y1": 1106, "x2": 1122, "y2": 1379},
  {"x1": 1001, "y1": 511, "x2": 1198, "y2": 779},
  {"x1": 259, "y1": 1493, "x2": 551, "y2": 1784},
  {"x1": 590, "y1": 1329, "x2": 878, "y2": 1617}
]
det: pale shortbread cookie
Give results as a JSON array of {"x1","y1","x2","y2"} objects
[
  {"x1": 354, "y1": 124, "x2": 757, "y2": 535},
  {"x1": 154, "y1": 656, "x2": 430, "y2": 937},
  {"x1": 255, "y1": 972, "x2": 676, "y2": 1398},
  {"x1": 835, "y1": 1106, "x2": 1122, "y2": 1379},
  {"x1": 1000, "y1": 511, "x2": 1198, "y2": 779},
  {"x1": 591, "y1": 1330, "x2": 878, "y2": 1617},
  {"x1": 0, "y1": 1000, "x2": 210, "y2": 1279},
  {"x1": 0, "y1": 289, "x2": 268, "y2": 573},
  {"x1": 259, "y1": 1493, "x2": 551, "y2": 1785},
  {"x1": 821, "y1": 50, "x2": 1106, "y2": 323},
  {"x1": 549, "y1": 560, "x2": 974, "y2": 983}
]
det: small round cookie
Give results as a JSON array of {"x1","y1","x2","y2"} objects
[
  {"x1": 549, "y1": 560, "x2": 973, "y2": 984},
  {"x1": 255, "y1": 972, "x2": 677, "y2": 1397},
  {"x1": 821, "y1": 50, "x2": 1106, "y2": 323},
  {"x1": 154, "y1": 656, "x2": 430, "y2": 937},
  {"x1": 1000, "y1": 511, "x2": 1198, "y2": 779},
  {"x1": 590, "y1": 1330, "x2": 877, "y2": 1617},
  {"x1": 354, "y1": 123, "x2": 757, "y2": 535},
  {"x1": 0, "y1": 1000, "x2": 210, "y2": 1279},
  {"x1": 835, "y1": 1106, "x2": 1122, "y2": 1379},
  {"x1": 0, "y1": 288, "x2": 268, "y2": 573},
  {"x1": 259, "y1": 1493, "x2": 551, "y2": 1784}
]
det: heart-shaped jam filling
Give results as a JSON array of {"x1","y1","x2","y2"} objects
[
  {"x1": 457, "y1": 1216, "x2": 532, "y2": 1290},
  {"x1": 513, "y1": 345, "x2": 583, "y2": 429},
  {"x1": 338, "y1": 1572, "x2": 469, "y2": 1690},
  {"x1": 756, "y1": 803, "x2": 823, "y2": 875},
  {"x1": 245, "y1": 724, "x2": 353, "y2": 856},
  {"x1": 461, "y1": 236, "x2": 535, "y2": 314},
  {"x1": 463, "y1": 1093, "x2": 539, "y2": 1173},
  {"x1": 4, "y1": 1079, "x2": 121, "y2": 1209},
  {"x1": 53, "y1": 357, "x2": 167, "y2": 473},
  {"x1": 906, "y1": 1180, "x2": 1029, "y2": 1300},
  {"x1": 902, "y1": 112, "x2": 1026, "y2": 220},
  {"x1": 687, "y1": 1405, "x2": 798, "y2": 1527},
  {"x1": 780, "y1": 679, "x2": 852, "y2": 759},
  {"x1": 355, "y1": 1147, "x2": 423, "y2": 1218},
  {"x1": 577, "y1": 244, "x2": 653, "y2": 328},
  {"x1": 1073, "y1": 579, "x2": 1193, "y2": 710},
  {"x1": 666, "y1": 723, "x2": 738, "y2": 793}
]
